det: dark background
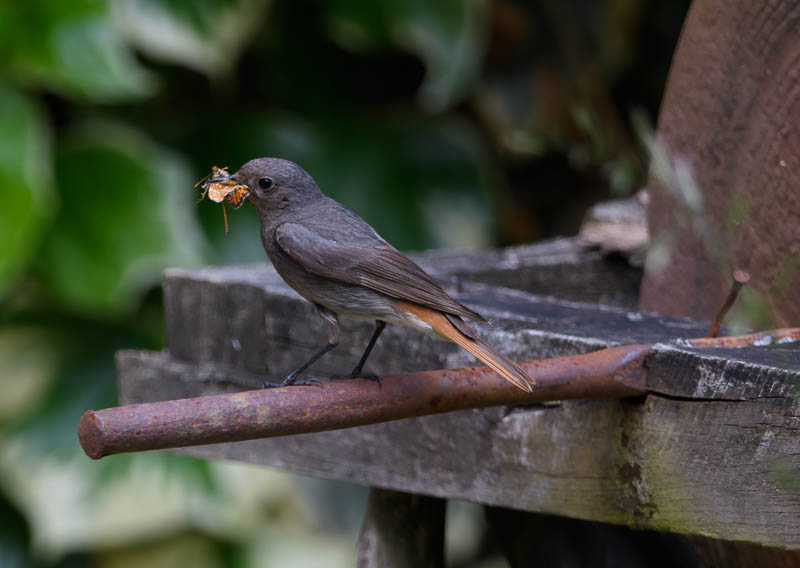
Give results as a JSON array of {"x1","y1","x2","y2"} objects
[{"x1": 0, "y1": 1, "x2": 690, "y2": 566}]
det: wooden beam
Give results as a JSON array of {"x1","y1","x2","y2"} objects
[{"x1": 116, "y1": 245, "x2": 800, "y2": 549}]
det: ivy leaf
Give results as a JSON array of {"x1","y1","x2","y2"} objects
[
  {"x1": 111, "y1": 0, "x2": 270, "y2": 78},
  {"x1": 39, "y1": 121, "x2": 206, "y2": 316},
  {"x1": 0, "y1": 0, "x2": 155, "y2": 102},
  {"x1": 324, "y1": 0, "x2": 489, "y2": 111},
  {"x1": 0, "y1": 82, "x2": 54, "y2": 298}
]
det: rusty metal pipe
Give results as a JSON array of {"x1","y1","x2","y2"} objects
[
  {"x1": 79, "y1": 327, "x2": 800, "y2": 460},
  {"x1": 79, "y1": 344, "x2": 650, "y2": 459},
  {"x1": 685, "y1": 327, "x2": 800, "y2": 348}
]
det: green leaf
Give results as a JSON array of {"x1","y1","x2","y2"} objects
[
  {"x1": 39, "y1": 121, "x2": 206, "y2": 316},
  {"x1": 324, "y1": 0, "x2": 489, "y2": 111},
  {"x1": 111, "y1": 0, "x2": 270, "y2": 77},
  {"x1": 0, "y1": 82, "x2": 54, "y2": 298},
  {"x1": 0, "y1": 0, "x2": 155, "y2": 102}
]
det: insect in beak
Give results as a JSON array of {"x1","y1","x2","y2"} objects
[{"x1": 196, "y1": 166, "x2": 251, "y2": 233}]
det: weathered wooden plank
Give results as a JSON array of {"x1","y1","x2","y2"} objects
[
  {"x1": 117, "y1": 241, "x2": 800, "y2": 548},
  {"x1": 162, "y1": 237, "x2": 644, "y2": 371},
  {"x1": 161, "y1": 260, "x2": 700, "y2": 387},
  {"x1": 576, "y1": 197, "x2": 648, "y2": 256},
  {"x1": 412, "y1": 237, "x2": 643, "y2": 309},
  {"x1": 648, "y1": 341, "x2": 800, "y2": 401},
  {"x1": 161, "y1": 255, "x2": 793, "y2": 401},
  {"x1": 117, "y1": 349, "x2": 800, "y2": 549}
]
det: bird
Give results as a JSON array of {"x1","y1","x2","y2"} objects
[{"x1": 206, "y1": 158, "x2": 534, "y2": 392}]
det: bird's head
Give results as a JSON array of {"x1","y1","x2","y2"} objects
[{"x1": 222, "y1": 158, "x2": 322, "y2": 215}]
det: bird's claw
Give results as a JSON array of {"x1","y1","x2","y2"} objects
[{"x1": 261, "y1": 376, "x2": 324, "y2": 389}]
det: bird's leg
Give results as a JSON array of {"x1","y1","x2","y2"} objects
[
  {"x1": 262, "y1": 305, "x2": 340, "y2": 388},
  {"x1": 351, "y1": 320, "x2": 386, "y2": 378},
  {"x1": 331, "y1": 320, "x2": 386, "y2": 385},
  {"x1": 271, "y1": 343, "x2": 335, "y2": 387}
]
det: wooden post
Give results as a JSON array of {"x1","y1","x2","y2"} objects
[{"x1": 356, "y1": 489, "x2": 445, "y2": 568}]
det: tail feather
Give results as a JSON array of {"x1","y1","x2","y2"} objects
[
  {"x1": 397, "y1": 302, "x2": 534, "y2": 392},
  {"x1": 440, "y1": 327, "x2": 534, "y2": 392}
]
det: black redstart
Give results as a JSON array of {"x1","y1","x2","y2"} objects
[{"x1": 206, "y1": 158, "x2": 534, "y2": 392}]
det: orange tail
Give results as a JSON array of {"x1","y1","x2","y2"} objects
[{"x1": 398, "y1": 303, "x2": 534, "y2": 392}]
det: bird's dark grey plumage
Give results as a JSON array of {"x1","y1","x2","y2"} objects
[{"x1": 228, "y1": 157, "x2": 533, "y2": 391}]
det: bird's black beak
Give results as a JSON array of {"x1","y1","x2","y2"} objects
[{"x1": 208, "y1": 172, "x2": 235, "y2": 184}]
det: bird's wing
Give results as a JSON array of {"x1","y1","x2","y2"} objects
[{"x1": 275, "y1": 222, "x2": 485, "y2": 321}]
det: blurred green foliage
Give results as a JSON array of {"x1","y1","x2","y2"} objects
[
  {"x1": 0, "y1": 83, "x2": 54, "y2": 298},
  {"x1": 0, "y1": 0, "x2": 689, "y2": 566},
  {"x1": 0, "y1": 0, "x2": 156, "y2": 101},
  {"x1": 41, "y1": 121, "x2": 202, "y2": 315}
]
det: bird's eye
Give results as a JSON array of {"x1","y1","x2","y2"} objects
[{"x1": 258, "y1": 177, "x2": 274, "y2": 190}]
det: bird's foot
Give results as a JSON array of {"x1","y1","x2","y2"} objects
[
  {"x1": 261, "y1": 375, "x2": 324, "y2": 389},
  {"x1": 329, "y1": 369, "x2": 382, "y2": 387}
]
